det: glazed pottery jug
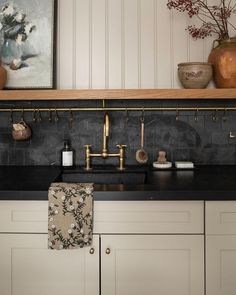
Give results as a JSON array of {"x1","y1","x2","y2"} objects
[
  {"x1": 0, "y1": 60, "x2": 7, "y2": 89},
  {"x1": 208, "y1": 38, "x2": 236, "y2": 88}
]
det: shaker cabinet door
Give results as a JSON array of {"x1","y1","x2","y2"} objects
[
  {"x1": 0, "y1": 234, "x2": 99, "y2": 295},
  {"x1": 206, "y1": 235, "x2": 236, "y2": 295},
  {"x1": 101, "y1": 235, "x2": 204, "y2": 295}
]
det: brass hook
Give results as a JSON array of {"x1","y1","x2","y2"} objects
[
  {"x1": 10, "y1": 109, "x2": 13, "y2": 123},
  {"x1": 176, "y1": 108, "x2": 179, "y2": 121},
  {"x1": 49, "y1": 109, "x2": 52, "y2": 123},
  {"x1": 37, "y1": 109, "x2": 42, "y2": 122},
  {"x1": 69, "y1": 109, "x2": 74, "y2": 129},
  {"x1": 21, "y1": 109, "x2": 24, "y2": 122},
  {"x1": 222, "y1": 108, "x2": 227, "y2": 122},
  {"x1": 33, "y1": 109, "x2": 37, "y2": 123},
  {"x1": 194, "y1": 108, "x2": 199, "y2": 122},
  {"x1": 212, "y1": 109, "x2": 218, "y2": 122},
  {"x1": 140, "y1": 108, "x2": 145, "y2": 122},
  {"x1": 54, "y1": 108, "x2": 59, "y2": 122}
]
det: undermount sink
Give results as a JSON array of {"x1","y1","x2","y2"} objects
[{"x1": 61, "y1": 168, "x2": 148, "y2": 185}]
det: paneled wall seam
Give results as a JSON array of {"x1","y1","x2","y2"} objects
[
  {"x1": 72, "y1": 0, "x2": 77, "y2": 88},
  {"x1": 170, "y1": 10, "x2": 174, "y2": 88},
  {"x1": 137, "y1": 0, "x2": 141, "y2": 88},
  {"x1": 105, "y1": 0, "x2": 109, "y2": 89},
  {"x1": 154, "y1": 0, "x2": 158, "y2": 88},
  {"x1": 121, "y1": 0, "x2": 125, "y2": 88},
  {"x1": 89, "y1": 0, "x2": 93, "y2": 89},
  {"x1": 57, "y1": 0, "x2": 61, "y2": 88}
]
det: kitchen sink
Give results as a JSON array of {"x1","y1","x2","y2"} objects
[{"x1": 60, "y1": 168, "x2": 148, "y2": 185}]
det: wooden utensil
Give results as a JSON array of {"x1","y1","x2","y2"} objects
[{"x1": 136, "y1": 115, "x2": 148, "y2": 164}]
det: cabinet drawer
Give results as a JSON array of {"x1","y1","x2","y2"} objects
[
  {"x1": 0, "y1": 201, "x2": 204, "y2": 234},
  {"x1": 206, "y1": 201, "x2": 236, "y2": 235},
  {"x1": 94, "y1": 201, "x2": 204, "y2": 234}
]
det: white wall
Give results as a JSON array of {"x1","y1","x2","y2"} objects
[{"x1": 56, "y1": 0, "x2": 221, "y2": 89}]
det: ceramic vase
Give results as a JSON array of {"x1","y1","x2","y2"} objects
[{"x1": 208, "y1": 38, "x2": 236, "y2": 88}]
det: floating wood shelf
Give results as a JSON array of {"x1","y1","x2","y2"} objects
[{"x1": 0, "y1": 89, "x2": 235, "y2": 100}]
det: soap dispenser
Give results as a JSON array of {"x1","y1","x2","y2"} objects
[{"x1": 61, "y1": 139, "x2": 74, "y2": 167}]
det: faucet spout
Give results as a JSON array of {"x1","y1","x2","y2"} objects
[{"x1": 102, "y1": 113, "x2": 110, "y2": 156}]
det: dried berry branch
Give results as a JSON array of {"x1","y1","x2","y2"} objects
[{"x1": 167, "y1": 0, "x2": 236, "y2": 40}]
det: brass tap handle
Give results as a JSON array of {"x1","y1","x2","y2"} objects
[
  {"x1": 116, "y1": 144, "x2": 127, "y2": 149},
  {"x1": 84, "y1": 145, "x2": 92, "y2": 170},
  {"x1": 116, "y1": 145, "x2": 126, "y2": 171}
]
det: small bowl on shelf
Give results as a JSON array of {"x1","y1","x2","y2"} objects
[{"x1": 178, "y1": 62, "x2": 213, "y2": 89}]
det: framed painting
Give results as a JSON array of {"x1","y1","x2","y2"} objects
[{"x1": 0, "y1": 0, "x2": 57, "y2": 89}]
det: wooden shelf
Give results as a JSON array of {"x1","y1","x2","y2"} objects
[{"x1": 0, "y1": 88, "x2": 235, "y2": 100}]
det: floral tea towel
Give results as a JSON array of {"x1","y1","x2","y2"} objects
[{"x1": 48, "y1": 183, "x2": 93, "y2": 250}]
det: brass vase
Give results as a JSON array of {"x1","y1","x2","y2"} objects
[{"x1": 208, "y1": 38, "x2": 236, "y2": 88}]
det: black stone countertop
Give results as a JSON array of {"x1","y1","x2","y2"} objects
[{"x1": 0, "y1": 165, "x2": 236, "y2": 201}]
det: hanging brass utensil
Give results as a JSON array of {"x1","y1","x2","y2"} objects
[{"x1": 135, "y1": 111, "x2": 148, "y2": 164}]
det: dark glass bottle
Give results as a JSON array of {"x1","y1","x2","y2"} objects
[{"x1": 61, "y1": 140, "x2": 74, "y2": 167}]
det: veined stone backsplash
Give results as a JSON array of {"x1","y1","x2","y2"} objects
[{"x1": 0, "y1": 99, "x2": 236, "y2": 166}]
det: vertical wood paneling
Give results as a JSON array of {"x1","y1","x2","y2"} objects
[
  {"x1": 172, "y1": 12, "x2": 189, "y2": 88},
  {"x1": 140, "y1": 0, "x2": 155, "y2": 88},
  {"x1": 57, "y1": 0, "x2": 74, "y2": 89},
  {"x1": 76, "y1": 0, "x2": 90, "y2": 89},
  {"x1": 108, "y1": 0, "x2": 122, "y2": 88},
  {"x1": 92, "y1": 0, "x2": 106, "y2": 88},
  {"x1": 188, "y1": 18, "x2": 205, "y2": 62},
  {"x1": 124, "y1": 0, "x2": 139, "y2": 88},
  {"x1": 156, "y1": 0, "x2": 172, "y2": 88},
  {"x1": 58, "y1": 0, "x2": 226, "y2": 89}
]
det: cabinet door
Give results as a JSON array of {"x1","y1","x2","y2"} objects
[
  {"x1": 206, "y1": 236, "x2": 236, "y2": 295},
  {"x1": 0, "y1": 234, "x2": 99, "y2": 295},
  {"x1": 101, "y1": 235, "x2": 204, "y2": 295}
]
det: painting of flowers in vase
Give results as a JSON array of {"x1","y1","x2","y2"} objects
[{"x1": 0, "y1": 0, "x2": 56, "y2": 89}]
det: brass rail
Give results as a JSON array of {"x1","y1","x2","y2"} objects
[{"x1": 0, "y1": 107, "x2": 235, "y2": 112}]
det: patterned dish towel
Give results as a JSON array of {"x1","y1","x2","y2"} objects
[{"x1": 48, "y1": 183, "x2": 93, "y2": 250}]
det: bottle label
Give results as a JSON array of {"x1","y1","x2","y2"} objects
[{"x1": 62, "y1": 151, "x2": 73, "y2": 167}]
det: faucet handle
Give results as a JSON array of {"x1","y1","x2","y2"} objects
[
  {"x1": 84, "y1": 144, "x2": 92, "y2": 149},
  {"x1": 116, "y1": 144, "x2": 127, "y2": 149}
]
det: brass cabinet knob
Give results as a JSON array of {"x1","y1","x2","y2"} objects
[
  {"x1": 105, "y1": 248, "x2": 111, "y2": 255},
  {"x1": 89, "y1": 247, "x2": 95, "y2": 254}
]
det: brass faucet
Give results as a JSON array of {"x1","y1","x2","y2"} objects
[{"x1": 84, "y1": 113, "x2": 126, "y2": 171}]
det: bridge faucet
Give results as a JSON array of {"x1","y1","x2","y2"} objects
[{"x1": 84, "y1": 113, "x2": 126, "y2": 171}]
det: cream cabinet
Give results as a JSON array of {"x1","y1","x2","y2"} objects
[
  {"x1": 206, "y1": 201, "x2": 236, "y2": 295},
  {"x1": 101, "y1": 234, "x2": 204, "y2": 295},
  {"x1": 0, "y1": 234, "x2": 99, "y2": 295},
  {"x1": 0, "y1": 200, "x2": 204, "y2": 295}
]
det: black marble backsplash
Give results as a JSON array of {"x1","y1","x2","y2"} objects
[{"x1": 1, "y1": 99, "x2": 236, "y2": 166}]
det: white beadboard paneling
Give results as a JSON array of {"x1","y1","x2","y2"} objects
[
  {"x1": 57, "y1": 0, "x2": 223, "y2": 89},
  {"x1": 124, "y1": 0, "x2": 139, "y2": 88},
  {"x1": 92, "y1": 0, "x2": 106, "y2": 89},
  {"x1": 76, "y1": 0, "x2": 90, "y2": 89},
  {"x1": 108, "y1": 0, "x2": 122, "y2": 88},
  {"x1": 57, "y1": 0, "x2": 74, "y2": 89},
  {"x1": 156, "y1": 0, "x2": 172, "y2": 88},
  {"x1": 188, "y1": 17, "x2": 205, "y2": 62},
  {"x1": 172, "y1": 12, "x2": 189, "y2": 88},
  {"x1": 140, "y1": 0, "x2": 155, "y2": 88}
]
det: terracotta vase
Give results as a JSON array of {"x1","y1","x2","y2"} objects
[
  {"x1": 0, "y1": 61, "x2": 7, "y2": 90},
  {"x1": 208, "y1": 38, "x2": 236, "y2": 88}
]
